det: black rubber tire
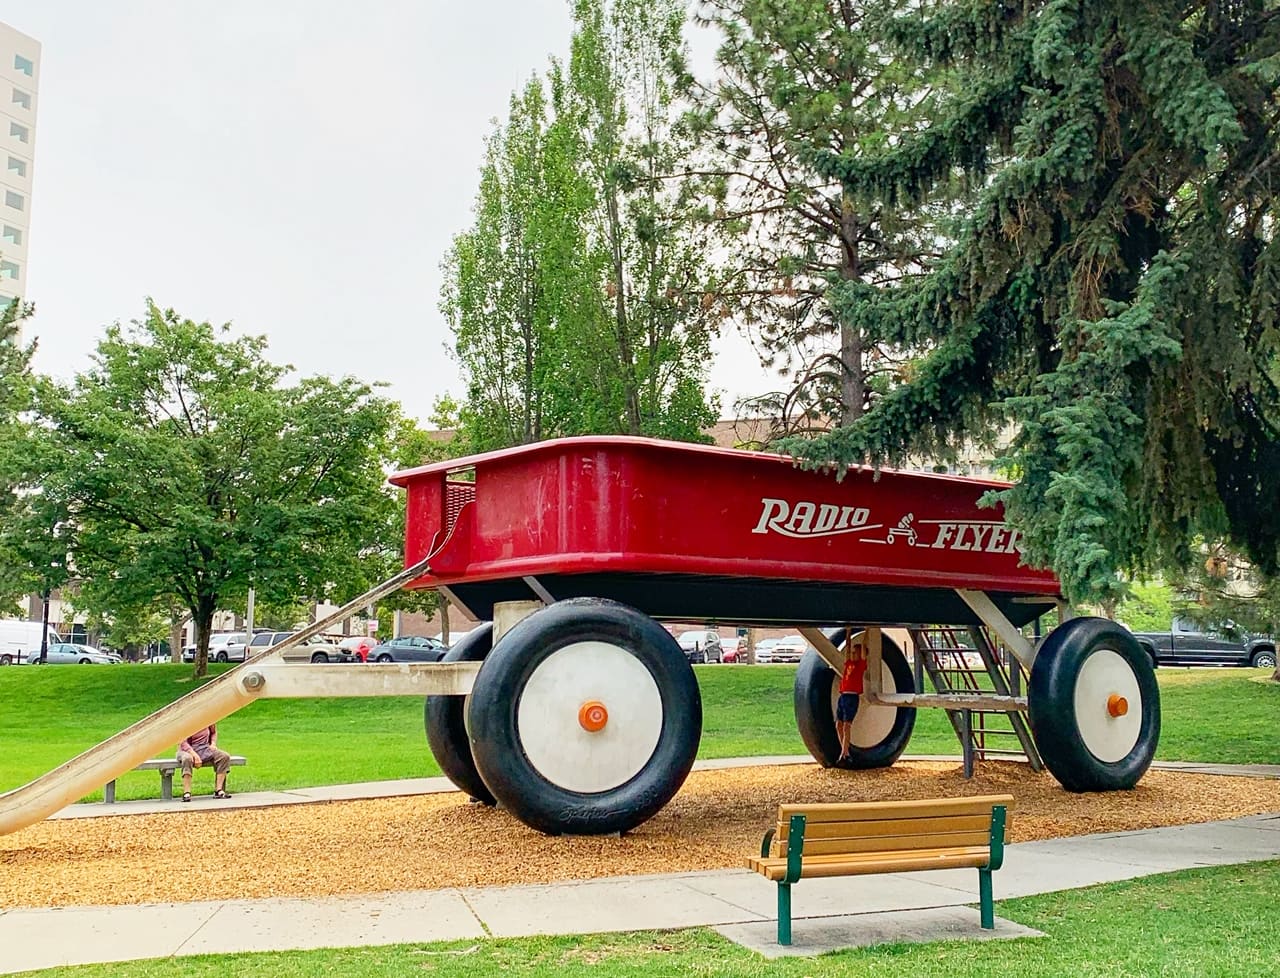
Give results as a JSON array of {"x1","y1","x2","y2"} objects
[
  {"x1": 79, "y1": 658, "x2": 92, "y2": 664},
  {"x1": 310, "y1": 652, "x2": 329, "y2": 663},
  {"x1": 0, "y1": 654, "x2": 11, "y2": 666},
  {"x1": 468, "y1": 598, "x2": 702, "y2": 835},
  {"x1": 215, "y1": 651, "x2": 228, "y2": 663},
  {"x1": 1028, "y1": 617, "x2": 1160, "y2": 792},
  {"x1": 1251, "y1": 649, "x2": 1277, "y2": 669},
  {"x1": 376, "y1": 653, "x2": 393, "y2": 663},
  {"x1": 425, "y1": 623, "x2": 496, "y2": 805},
  {"x1": 794, "y1": 631, "x2": 916, "y2": 769}
]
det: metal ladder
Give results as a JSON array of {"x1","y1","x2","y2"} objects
[{"x1": 908, "y1": 626, "x2": 1043, "y2": 776}]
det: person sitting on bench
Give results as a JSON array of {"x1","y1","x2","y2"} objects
[{"x1": 178, "y1": 723, "x2": 233, "y2": 802}]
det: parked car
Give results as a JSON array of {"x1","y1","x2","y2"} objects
[
  {"x1": 768, "y1": 634, "x2": 812, "y2": 664},
  {"x1": 676, "y1": 629, "x2": 722, "y2": 664},
  {"x1": 182, "y1": 631, "x2": 249, "y2": 663},
  {"x1": 723, "y1": 636, "x2": 747, "y2": 663},
  {"x1": 338, "y1": 635, "x2": 379, "y2": 661},
  {"x1": 1130, "y1": 618, "x2": 1277, "y2": 669},
  {"x1": 369, "y1": 635, "x2": 447, "y2": 663},
  {"x1": 754, "y1": 638, "x2": 780, "y2": 664},
  {"x1": 278, "y1": 633, "x2": 355, "y2": 664},
  {"x1": 31, "y1": 642, "x2": 121, "y2": 665},
  {"x1": 433, "y1": 629, "x2": 473, "y2": 649}
]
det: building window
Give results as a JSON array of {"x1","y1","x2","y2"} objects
[
  {"x1": 9, "y1": 122, "x2": 28, "y2": 143},
  {"x1": 5, "y1": 190, "x2": 22, "y2": 211},
  {"x1": 12, "y1": 88, "x2": 30, "y2": 110},
  {"x1": 13, "y1": 55, "x2": 33, "y2": 77},
  {"x1": 7, "y1": 156, "x2": 24, "y2": 177},
  {"x1": 0, "y1": 260, "x2": 19, "y2": 280},
  {"x1": 3, "y1": 225, "x2": 20, "y2": 245}
]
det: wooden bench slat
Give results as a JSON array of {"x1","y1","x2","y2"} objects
[
  {"x1": 750, "y1": 846, "x2": 992, "y2": 882},
  {"x1": 777, "y1": 794, "x2": 1013, "y2": 823},
  {"x1": 779, "y1": 830, "x2": 993, "y2": 857},
  {"x1": 776, "y1": 813, "x2": 996, "y2": 843}
]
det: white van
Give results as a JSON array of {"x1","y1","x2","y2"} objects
[{"x1": 0, "y1": 619, "x2": 63, "y2": 666}]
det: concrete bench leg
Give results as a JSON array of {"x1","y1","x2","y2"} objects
[
  {"x1": 160, "y1": 769, "x2": 175, "y2": 801},
  {"x1": 104, "y1": 780, "x2": 116, "y2": 804}
]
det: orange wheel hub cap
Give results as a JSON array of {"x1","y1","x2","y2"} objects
[
  {"x1": 578, "y1": 700, "x2": 609, "y2": 733},
  {"x1": 1107, "y1": 694, "x2": 1129, "y2": 718}
]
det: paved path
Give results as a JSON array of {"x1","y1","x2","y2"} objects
[{"x1": 3, "y1": 759, "x2": 1278, "y2": 971}]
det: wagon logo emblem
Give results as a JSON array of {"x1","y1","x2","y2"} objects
[
  {"x1": 752, "y1": 498, "x2": 1023, "y2": 553},
  {"x1": 751, "y1": 497, "x2": 882, "y2": 540}
]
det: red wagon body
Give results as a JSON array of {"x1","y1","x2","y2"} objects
[{"x1": 390, "y1": 437, "x2": 1060, "y2": 628}]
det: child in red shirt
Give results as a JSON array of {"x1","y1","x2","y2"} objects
[{"x1": 836, "y1": 642, "x2": 867, "y2": 763}]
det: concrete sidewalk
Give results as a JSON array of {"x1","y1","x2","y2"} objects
[
  {"x1": 48, "y1": 755, "x2": 1280, "y2": 821},
  {"x1": 2, "y1": 813, "x2": 1278, "y2": 971}
]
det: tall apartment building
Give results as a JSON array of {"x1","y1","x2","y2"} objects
[{"x1": 0, "y1": 22, "x2": 37, "y2": 320}]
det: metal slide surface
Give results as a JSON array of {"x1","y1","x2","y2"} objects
[{"x1": 0, "y1": 558, "x2": 431, "y2": 836}]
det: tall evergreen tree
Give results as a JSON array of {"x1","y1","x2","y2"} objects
[
  {"x1": 787, "y1": 1, "x2": 1280, "y2": 603},
  {"x1": 687, "y1": 0, "x2": 938, "y2": 438}
]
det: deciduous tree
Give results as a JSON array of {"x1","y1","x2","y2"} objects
[{"x1": 18, "y1": 302, "x2": 399, "y2": 675}]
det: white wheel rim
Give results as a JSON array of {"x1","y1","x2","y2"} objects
[
  {"x1": 1074, "y1": 648, "x2": 1142, "y2": 763},
  {"x1": 516, "y1": 640, "x2": 663, "y2": 794},
  {"x1": 827, "y1": 638, "x2": 901, "y2": 750}
]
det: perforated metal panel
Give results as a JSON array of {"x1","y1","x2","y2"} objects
[{"x1": 444, "y1": 480, "x2": 475, "y2": 532}]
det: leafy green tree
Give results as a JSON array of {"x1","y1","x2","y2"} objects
[
  {"x1": 1115, "y1": 580, "x2": 1177, "y2": 634},
  {"x1": 442, "y1": 0, "x2": 721, "y2": 447},
  {"x1": 558, "y1": 0, "x2": 721, "y2": 439},
  {"x1": 787, "y1": 1, "x2": 1280, "y2": 605},
  {"x1": 686, "y1": 0, "x2": 936, "y2": 439},
  {"x1": 441, "y1": 79, "x2": 584, "y2": 450},
  {"x1": 16, "y1": 302, "x2": 400, "y2": 675},
  {"x1": 0, "y1": 298, "x2": 42, "y2": 614}
]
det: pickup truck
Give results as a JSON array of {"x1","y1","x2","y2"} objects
[{"x1": 1130, "y1": 617, "x2": 1277, "y2": 669}]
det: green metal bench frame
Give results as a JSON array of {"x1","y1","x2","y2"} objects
[{"x1": 759, "y1": 803, "x2": 1008, "y2": 945}]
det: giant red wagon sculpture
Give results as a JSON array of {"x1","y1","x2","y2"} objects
[
  {"x1": 0, "y1": 436, "x2": 1159, "y2": 838},
  {"x1": 391, "y1": 436, "x2": 1160, "y2": 835}
]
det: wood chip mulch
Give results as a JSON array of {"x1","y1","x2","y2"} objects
[{"x1": 3, "y1": 760, "x2": 1278, "y2": 909}]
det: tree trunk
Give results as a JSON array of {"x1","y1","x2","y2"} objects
[
  {"x1": 441, "y1": 598, "x2": 451, "y2": 647},
  {"x1": 193, "y1": 594, "x2": 215, "y2": 678},
  {"x1": 168, "y1": 612, "x2": 189, "y2": 664},
  {"x1": 838, "y1": 195, "x2": 864, "y2": 425}
]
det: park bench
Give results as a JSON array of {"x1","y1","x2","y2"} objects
[
  {"x1": 103, "y1": 755, "x2": 247, "y2": 803},
  {"x1": 748, "y1": 794, "x2": 1012, "y2": 945}
]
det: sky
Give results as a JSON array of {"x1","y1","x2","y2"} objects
[{"x1": 2, "y1": 1, "x2": 782, "y2": 424}]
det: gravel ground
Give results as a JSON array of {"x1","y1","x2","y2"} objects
[{"x1": 3, "y1": 760, "x2": 1278, "y2": 909}]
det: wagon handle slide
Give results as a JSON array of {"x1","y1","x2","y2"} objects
[{"x1": 0, "y1": 556, "x2": 433, "y2": 837}]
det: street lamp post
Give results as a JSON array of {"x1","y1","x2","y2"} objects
[{"x1": 38, "y1": 587, "x2": 50, "y2": 664}]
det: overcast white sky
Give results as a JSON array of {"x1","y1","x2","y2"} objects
[{"x1": 3, "y1": 1, "x2": 781, "y2": 424}]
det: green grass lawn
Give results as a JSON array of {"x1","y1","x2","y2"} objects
[
  {"x1": 12, "y1": 859, "x2": 1280, "y2": 977},
  {"x1": 1, "y1": 663, "x2": 1276, "y2": 801}
]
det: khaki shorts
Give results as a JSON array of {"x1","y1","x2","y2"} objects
[{"x1": 178, "y1": 748, "x2": 231, "y2": 776}]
